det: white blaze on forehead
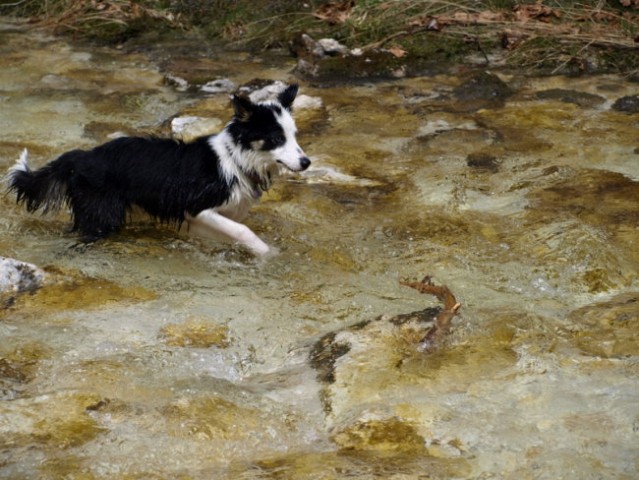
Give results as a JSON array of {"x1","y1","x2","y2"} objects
[
  {"x1": 275, "y1": 108, "x2": 297, "y2": 137},
  {"x1": 271, "y1": 109, "x2": 306, "y2": 171}
]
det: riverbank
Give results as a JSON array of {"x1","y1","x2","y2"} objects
[{"x1": 2, "y1": 0, "x2": 638, "y2": 75}]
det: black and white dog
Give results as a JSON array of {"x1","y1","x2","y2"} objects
[{"x1": 7, "y1": 84, "x2": 309, "y2": 256}]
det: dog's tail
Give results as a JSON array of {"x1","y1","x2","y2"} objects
[{"x1": 7, "y1": 149, "x2": 70, "y2": 214}]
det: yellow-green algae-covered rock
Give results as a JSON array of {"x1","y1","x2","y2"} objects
[
  {"x1": 11, "y1": 270, "x2": 156, "y2": 313},
  {"x1": 331, "y1": 417, "x2": 426, "y2": 452},
  {"x1": 0, "y1": 391, "x2": 105, "y2": 449},
  {"x1": 161, "y1": 394, "x2": 296, "y2": 443},
  {"x1": 233, "y1": 441, "x2": 470, "y2": 479},
  {"x1": 568, "y1": 292, "x2": 639, "y2": 358},
  {"x1": 159, "y1": 317, "x2": 230, "y2": 349},
  {"x1": 521, "y1": 168, "x2": 639, "y2": 294},
  {"x1": 0, "y1": 342, "x2": 51, "y2": 400}
]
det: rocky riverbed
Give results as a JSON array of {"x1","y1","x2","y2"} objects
[{"x1": 1, "y1": 19, "x2": 638, "y2": 479}]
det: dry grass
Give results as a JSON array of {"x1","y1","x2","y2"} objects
[
  {"x1": 1, "y1": 0, "x2": 180, "y2": 41},
  {"x1": 2, "y1": 0, "x2": 638, "y2": 72},
  {"x1": 232, "y1": 0, "x2": 639, "y2": 71}
]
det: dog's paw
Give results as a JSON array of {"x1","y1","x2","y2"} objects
[
  {"x1": 67, "y1": 241, "x2": 92, "y2": 253},
  {"x1": 242, "y1": 235, "x2": 272, "y2": 257},
  {"x1": 258, "y1": 244, "x2": 280, "y2": 260},
  {"x1": 247, "y1": 240, "x2": 281, "y2": 260}
]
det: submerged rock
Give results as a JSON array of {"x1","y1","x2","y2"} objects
[
  {"x1": 13, "y1": 272, "x2": 156, "y2": 312},
  {"x1": 162, "y1": 57, "x2": 231, "y2": 87},
  {"x1": 159, "y1": 318, "x2": 230, "y2": 348},
  {"x1": 0, "y1": 391, "x2": 106, "y2": 449},
  {"x1": 310, "y1": 278, "x2": 460, "y2": 422},
  {"x1": 612, "y1": 94, "x2": 639, "y2": 113},
  {"x1": 241, "y1": 443, "x2": 471, "y2": 477},
  {"x1": 332, "y1": 417, "x2": 428, "y2": 452},
  {"x1": 452, "y1": 71, "x2": 513, "y2": 110},
  {"x1": 0, "y1": 342, "x2": 51, "y2": 400},
  {"x1": 306, "y1": 278, "x2": 469, "y2": 463},
  {"x1": 309, "y1": 304, "x2": 443, "y2": 396},
  {"x1": 466, "y1": 152, "x2": 500, "y2": 173},
  {"x1": 520, "y1": 168, "x2": 639, "y2": 294},
  {"x1": 567, "y1": 292, "x2": 639, "y2": 358},
  {"x1": 535, "y1": 88, "x2": 606, "y2": 108}
]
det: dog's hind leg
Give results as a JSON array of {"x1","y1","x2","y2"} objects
[
  {"x1": 185, "y1": 209, "x2": 270, "y2": 256},
  {"x1": 69, "y1": 190, "x2": 127, "y2": 242}
]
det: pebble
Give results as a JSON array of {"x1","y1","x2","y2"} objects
[{"x1": 0, "y1": 256, "x2": 45, "y2": 294}]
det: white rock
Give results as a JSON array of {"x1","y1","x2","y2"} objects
[
  {"x1": 245, "y1": 81, "x2": 288, "y2": 103},
  {"x1": 164, "y1": 73, "x2": 189, "y2": 92},
  {"x1": 0, "y1": 257, "x2": 45, "y2": 294},
  {"x1": 317, "y1": 38, "x2": 349, "y2": 56},
  {"x1": 293, "y1": 94, "x2": 323, "y2": 110},
  {"x1": 171, "y1": 116, "x2": 223, "y2": 140},
  {"x1": 417, "y1": 119, "x2": 478, "y2": 136},
  {"x1": 236, "y1": 82, "x2": 322, "y2": 110},
  {"x1": 200, "y1": 78, "x2": 236, "y2": 94}
]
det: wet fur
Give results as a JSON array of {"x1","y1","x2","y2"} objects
[{"x1": 7, "y1": 84, "x2": 309, "y2": 254}]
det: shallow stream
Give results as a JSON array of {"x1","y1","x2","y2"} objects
[{"x1": 1, "y1": 20, "x2": 638, "y2": 479}]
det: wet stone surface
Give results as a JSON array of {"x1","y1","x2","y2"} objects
[
  {"x1": 1, "y1": 21, "x2": 639, "y2": 479},
  {"x1": 567, "y1": 292, "x2": 639, "y2": 358},
  {"x1": 534, "y1": 88, "x2": 607, "y2": 108},
  {"x1": 451, "y1": 71, "x2": 513, "y2": 110},
  {"x1": 612, "y1": 94, "x2": 639, "y2": 113},
  {"x1": 0, "y1": 257, "x2": 45, "y2": 296}
]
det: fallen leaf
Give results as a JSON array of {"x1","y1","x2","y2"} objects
[
  {"x1": 409, "y1": 15, "x2": 445, "y2": 30},
  {"x1": 476, "y1": 10, "x2": 507, "y2": 22},
  {"x1": 513, "y1": 3, "x2": 560, "y2": 23},
  {"x1": 436, "y1": 10, "x2": 506, "y2": 26},
  {"x1": 500, "y1": 29, "x2": 528, "y2": 49},
  {"x1": 388, "y1": 46, "x2": 407, "y2": 58},
  {"x1": 313, "y1": 0, "x2": 355, "y2": 24}
]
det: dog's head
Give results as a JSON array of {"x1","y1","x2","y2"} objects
[{"x1": 229, "y1": 84, "x2": 310, "y2": 172}]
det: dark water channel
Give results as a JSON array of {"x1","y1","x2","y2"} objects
[{"x1": 1, "y1": 20, "x2": 638, "y2": 479}]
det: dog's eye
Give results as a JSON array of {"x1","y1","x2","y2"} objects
[{"x1": 271, "y1": 134, "x2": 285, "y2": 146}]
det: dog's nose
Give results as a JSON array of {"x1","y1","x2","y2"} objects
[{"x1": 300, "y1": 156, "x2": 311, "y2": 171}]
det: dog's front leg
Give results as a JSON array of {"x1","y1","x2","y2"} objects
[{"x1": 185, "y1": 209, "x2": 270, "y2": 256}]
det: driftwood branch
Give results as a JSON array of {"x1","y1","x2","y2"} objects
[{"x1": 400, "y1": 276, "x2": 461, "y2": 352}]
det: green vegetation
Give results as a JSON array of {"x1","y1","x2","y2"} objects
[{"x1": 1, "y1": 0, "x2": 638, "y2": 73}]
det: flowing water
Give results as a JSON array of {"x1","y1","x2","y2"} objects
[{"x1": 1, "y1": 20, "x2": 638, "y2": 479}]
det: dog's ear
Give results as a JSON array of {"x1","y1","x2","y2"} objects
[
  {"x1": 278, "y1": 84, "x2": 299, "y2": 111},
  {"x1": 232, "y1": 93, "x2": 254, "y2": 122}
]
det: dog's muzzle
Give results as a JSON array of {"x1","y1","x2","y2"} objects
[
  {"x1": 299, "y1": 156, "x2": 311, "y2": 171},
  {"x1": 278, "y1": 156, "x2": 311, "y2": 172}
]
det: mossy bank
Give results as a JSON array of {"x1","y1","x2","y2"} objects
[{"x1": 2, "y1": 0, "x2": 639, "y2": 75}]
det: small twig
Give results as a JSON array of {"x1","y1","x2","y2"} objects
[
  {"x1": 362, "y1": 30, "x2": 410, "y2": 50},
  {"x1": 464, "y1": 33, "x2": 490, "y2": 64},
  {"x1": 400, "y1": 276, "x2": 461, "y2": 352},
  {"x1": 551, "y1": 38, "x2": 595, "y2": 75},
  {"x1": 0, "y1": 0, "x2": 29, "y2": 7}
]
